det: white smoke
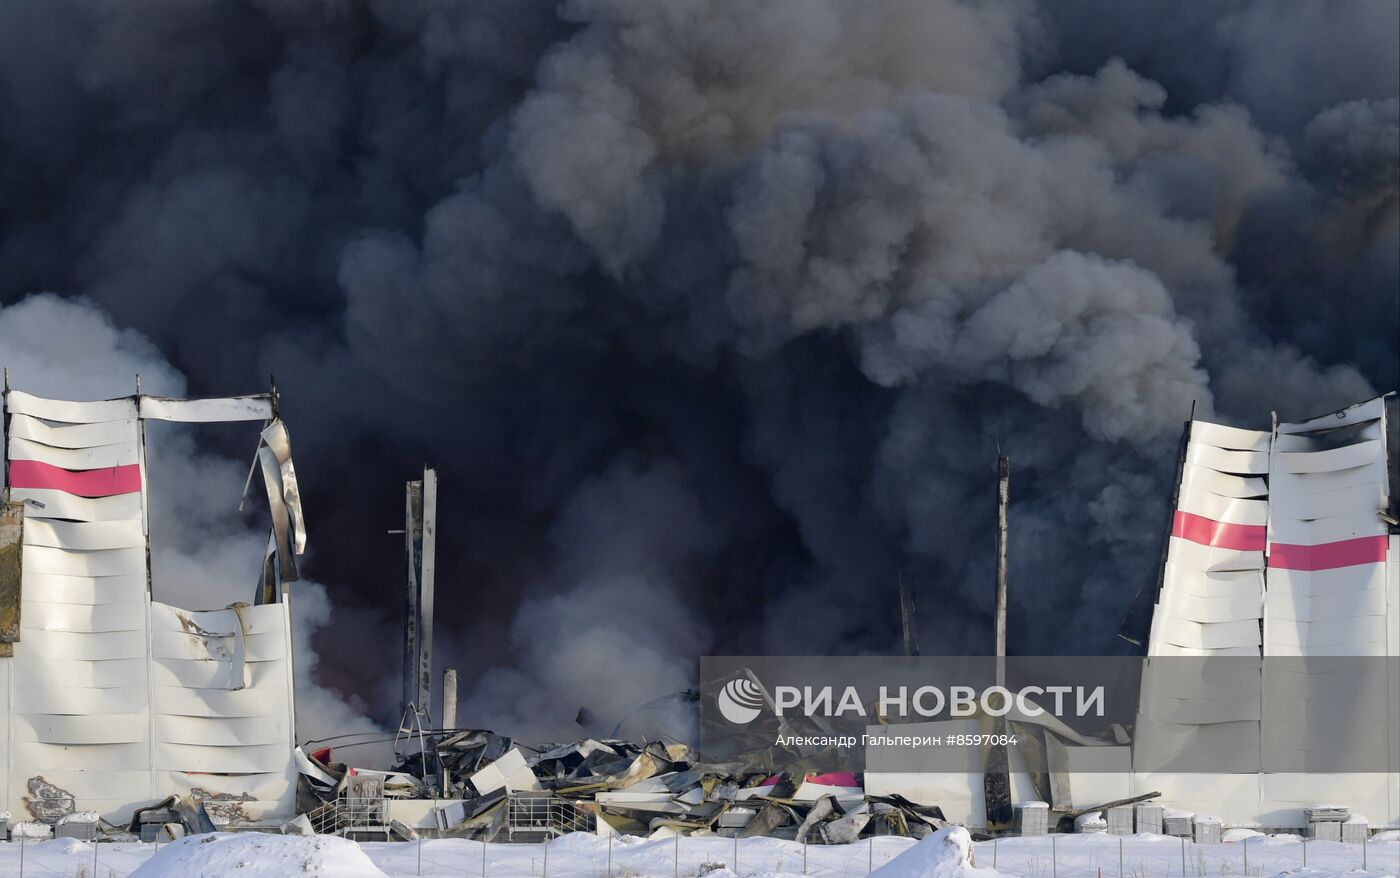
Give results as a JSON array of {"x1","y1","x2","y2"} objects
[{"x1": 457, "y1": 455, "x2": 714, "y2": 741}]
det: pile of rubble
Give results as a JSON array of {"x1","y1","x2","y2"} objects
[{"x1": 295, "y1": 731, "x2": 947, "y2": 842}]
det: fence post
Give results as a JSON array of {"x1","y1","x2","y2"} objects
[
  {"x1": 804, "y1": 840, "x2": 808, "y2": 875},
  {"x1": 1180, "y1": 836, "x2": 1186, "y2": 876},
  {"x1": 868, "y1": 836, "x2": 873, "y2": 875},
  {"x1": 1361, "y1": 834, "x2": 1366, "y2": 869},
  {"x1": 1118, "y1": 837, "x2": 1123, "y2": 878},
  {"x1": 609, "y1": 834, "x2": 614, "y2": 878},
  {"x1": 994, "y1": 837, "x2": 999, "y2": 869},
  {"x1": 94, "y1": 839, "x2": 100, "y2": 876},
  {"x1": 1242, "y1": 838, "x2": 1247, "y2": 874},
  {"x1": 19, "y1": 832, "x2": 24, "y2": 878},
  {"x1": 544, "y1": 838, "x2": 550, "y2": 878},
  {"x1": 675, "y1": 832, "x2": 680, "y2": 878},
  {"x1": 734, "y1": 834, "x2": 739, "y2": 874},
  {"x1": 418, "y1": 836, "x2": 424, "y2": 876},
  {"x1": 1302, "y1": 839, "x2": 1306, "y2": 869},
  {"x1": 483, "y1": 839, "x2": 488, "y2": 878},
  {"x1": 1052, "y1": 833, "x2": 1057, "y2": 878}
]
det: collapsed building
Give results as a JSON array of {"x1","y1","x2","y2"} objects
[
  {"x1": 1, "y1": 383, "x2": 1395, "y2": 841},
  {"x1": 1, "y1": 384, "x2": 304, "y2": 829},
  {"x1": 870, "y1": 394, "x2": 1400, "y2": 830}
]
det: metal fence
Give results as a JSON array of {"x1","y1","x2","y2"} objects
[
  {"x1": 307, "y1": 795, "x2": 390, "y2": 838},
  {"x1": 506, "y1": 792, "x2": 596, "y2": 840},
  {"x1": 0, "y1": 828, "x2": 1393, "y2": 877}
]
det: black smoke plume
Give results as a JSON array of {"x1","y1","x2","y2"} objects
[{"x1": 1, "y1": 1, "x2": 1395, "y2": 742}]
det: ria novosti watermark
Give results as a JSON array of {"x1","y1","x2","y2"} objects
[
  {"x1": 720, "y1": 679, "x2": 1104, "y2": 725},
  {"x1": 699, "y1": 655, "x2": 1399, "y2": 774}
]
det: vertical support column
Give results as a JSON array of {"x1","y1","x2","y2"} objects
[
  {"x1": 401, "y1": 467, "x2": 437, "y2": 724},
  {"x1": 995, "y1": 455, "x2": 1009, "y2": 688},
  {"x1": 443, "y1": 668, "x2": 458, "y2": 732},
  {"x1": 420, "y1": 468, "x2": 437, "y2": 721},
  {"x1": 402, "y1": 478, "x2": 423, "y2": 721},
  {"x1": 984, "y1": 454, "x2": 1013, "y2": 831}
]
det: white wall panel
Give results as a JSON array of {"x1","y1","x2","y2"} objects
[
  {"x1": 10, "y1": 657, "x2": 149, "y2": 689},
  {"x1": 1176, "y1": 486, "x2": 1269, "y2": 526},
  {"x1": 150, "y1": 629, "x2": 286, "y2": 662},
  {"x1": 139, "y1": 395, "x2": 273, "y2": 423},
  {"x1": 153, "y1": 685, "x2": 290, "y2": 718},
  {"x1": 1270, "y1": 460, "x2": 1387, "y2": 496},
  {"x1": 1270, "y1": 511, "x2": 1387, "y2": 545},
  {"x1": 20, "y1": 545, "x2": 147, "y2": 577},
  {"x1": 7, "y1": 413, "x2": 138, "y2": 449},
  {"x1": 13, "y1": 713, "x2": 149, "y2": 744},
  {"x1": 154, "y1": 742, "x2": 295, "y2": 773},
  {"x1": 22, "y1": 600, "x2": 147, "y2": 633},
  {"x1": 16, "y1": 628, "x2": 147, "y2": 660},
  {"x1": 3, "y1": 389, "x2": 297, "y2": 824},
  {"x1": 1266, "y1": 563, "x2": 1387, "y2": 596},
  {"x1": 13, "y1": 685, "x2": 149, "y2": 715},
  {"x1": 1164, "y1": 538, "x2": 1263, "y2": 573},
  {"x1": 155, "y1": 714, "x2": 291, "y2": 747},
  {"x1": 1185, "y1": 443, "x2": 1270, "y2": 474},
  {"x1": 19, "y1": 572, "x2": 147, "y2": 605},
  {"x1": 1180, "y1": 464, "x2": 1268, "y2": 498},
  {"x1": 21, "y1": 518, "x2": 146, "y2": 551},
  {"x1": 8, "y1": 488, "x2": 143, "y2": 521},
  {"x1": 8, "y1": 435, "x2": 139, "y2": 468},
  {"x1": 3, "y1": 390, "x2": 137, "y2": 423},
  {"x1": 1187, "y1": 421, "x2": 1271, "y2": 451},
  {"x1": 1275, "y1": 439, "x2": 1383, "y2": 474}
]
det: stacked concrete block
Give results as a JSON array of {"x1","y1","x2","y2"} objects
[
  {"x1": 1106, "y1": 806, "x2": 1135, "y2": 836},
  {"x1": 55, "y1": 812, "x2": 99, "y2": 841},
  {"x1": 1163, "y1": 811, "x2": 1193, "y2": 837},
  {"x1": 1305, "y1": 804, "x2": 1348, "y2": 841},
  {"x1": 1014, "y1": 801, "x2": 1049, "y2": 836},
  {"x1": 1193, "y1": 816, "x2": 1222, "y2": 845},
  {"x1": 1134, "y1": 803, "x2": 1163, "y2": 835},
  {"x1": 1340, "y1": 817, "x2": 1368, "y2": 844}
]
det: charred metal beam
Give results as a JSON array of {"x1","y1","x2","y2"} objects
[{"x1": 401, "y1": 467, "x2": 438, "y2": 723}]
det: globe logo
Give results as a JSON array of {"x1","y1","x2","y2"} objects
[{"x1": 717, "y1": 678, "x2": 766, "y2": 724}]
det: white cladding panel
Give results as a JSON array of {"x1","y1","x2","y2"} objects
[{"x1": 2, "y1": 389, "x2": 295, "y2": 824}]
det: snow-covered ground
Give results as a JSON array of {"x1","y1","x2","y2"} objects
[{"x1": 0, "y1": 829, "x2": 1394, "y2": 878}]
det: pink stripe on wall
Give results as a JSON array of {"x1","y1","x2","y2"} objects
[
  {"x1": 1268, "y1": 536, "x2": 1388, "y2": 571},
  {"x1": 7, "y1": 459, "x2": 141, "y2": 497},
  {"x1": 1172, "y1": 510, "x2": 1266, "y2": 551}
]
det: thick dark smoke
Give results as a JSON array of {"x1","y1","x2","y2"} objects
[{"x1": 1, "y1": 1, "x2": 1395, "y2": 743}]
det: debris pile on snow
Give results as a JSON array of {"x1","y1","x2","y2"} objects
[
  {"x1": 1074, "y1": 811, "x2": 1107, "y2": 833},
  {"x1": 57, "y1": 810, "x2": 99, "y2": 826},
  {"x1": 129, "y1": 832, "x2": 388, "y2": 878},
  {"x1": 868, "y1": 825, "x2": 1010, "y2": 878}
]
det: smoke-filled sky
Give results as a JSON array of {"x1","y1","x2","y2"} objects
[{"x1": 1, "y1": 0, "x2": 1396, "y2": 744}]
